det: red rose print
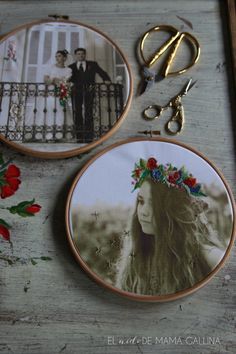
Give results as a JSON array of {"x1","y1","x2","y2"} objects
[
  {"x1": 147, "y1": 158, "x2": 157, "y2": 170},
  {"x1": 25, "y1": 204, "x2": 41, "y2": 215},
  {"x1": 0, "y1": 153, "x2": 41, "y2": 243},
  {"x1": 5, "y1": 164, "x2": 20, "y2": 178},
  {"x1": 1, "y1": 185, "x2": 15, "y2": 199},
  {"x1": 0, "y1": 164, "x2": 21, "y2": 198},
  {"x1": 183, "y1": 177, "x2": 197, "y2": 188},
  {"x1": 0, "y1": 224, "x2": 10, "y2": 241},
  {"x1": 6, "y1": 177, "x2": 21, "y2": 191}
]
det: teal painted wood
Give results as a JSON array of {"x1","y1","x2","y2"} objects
[{"x1": 0, "y1": 1, "x2": 235, "y2": 353}]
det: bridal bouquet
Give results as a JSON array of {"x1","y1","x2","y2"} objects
[{"x1": 55, "y1": 79, "x2": 72, "y2": 108}]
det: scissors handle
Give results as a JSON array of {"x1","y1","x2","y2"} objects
[
  {"x1": 143, "y1": 104, "x2": 166, "y2": 120},
  {"x1": 165, "y1": 98, "x2": 184, "y2": 135},
  {"x1": 139, "y1": 25, "x2": 200, "y2": 77},
  {"x1": 164, "y1": 32, "x2": 200, "y2": 77},
  {"x1": 165, "y1": 119, "x2": 183, "y2": 135},
  {"x1": 140, "y1": 25, "x2": 180, "y2": 67}
]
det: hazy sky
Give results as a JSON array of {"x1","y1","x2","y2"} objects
[{"x1": 70, "y1": 140, "x2": 229, "y2": 210}]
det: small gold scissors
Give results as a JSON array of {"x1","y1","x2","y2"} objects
[
  {"x1": 143, "y1": 78, "x2": 196, "y2": 135},
  {"x1": 139, "y1": 25, "x2": 200, "y2": 95}
]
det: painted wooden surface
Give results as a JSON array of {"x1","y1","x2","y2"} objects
[{"x1": 0, "y1": 1, "x2": 235, "y2": 353}]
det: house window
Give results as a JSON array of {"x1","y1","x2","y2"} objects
[
  {"x1": 24, "y1": 23, "x2": 85, "y2": 82},
  {"x1": 113, "y1": 48, "x2": 128, "y2": 101}
]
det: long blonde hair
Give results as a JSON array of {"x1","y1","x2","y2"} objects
[{"x1": 116, "y1": 179, "x2": 222, "y2": 296}]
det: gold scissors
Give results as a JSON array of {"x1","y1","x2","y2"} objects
[
  {"x1": 143, "y1": 78, "x2": 196, "y2": 135},
  {"x1": 139, "y1": 25, "x2": 200, "y2": 95}
]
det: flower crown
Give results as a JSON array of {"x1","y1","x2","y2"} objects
[{"x1": 131, "y1": 157, "x2": 206, "y2": 197}]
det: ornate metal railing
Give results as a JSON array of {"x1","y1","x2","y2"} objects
[{"x1": 0, "y1": 82, "x2": 124, "y2": 143}]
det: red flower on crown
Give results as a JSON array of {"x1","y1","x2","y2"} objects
[
  {"x1": 168, "y1": 171, "x2": 180, "y2": 184},
  {"x1": 134, "y1": 168, "x2": 142, "y2": 178},
  {"x1": 147, "y1": 158, "x2": 157, "y2": 170},
  {"x1": 131, "y1": 157, "x2": 206, "y2": 197},
  {"x1": 183, "y1": 177, "x2": 197, "y2": 188}
]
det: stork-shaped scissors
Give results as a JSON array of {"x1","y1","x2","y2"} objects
[
  {"x1": 143, "y1": 78, "x2": 196, "y2": 135},
  {"x1": 138, "y1": 25, "x2": 200, "y2": 95}
]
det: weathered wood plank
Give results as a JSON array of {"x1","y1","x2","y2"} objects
[{"x1": 0, "y1": 1, "x2": 235, "y2": 353}]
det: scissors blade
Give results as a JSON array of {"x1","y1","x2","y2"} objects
[
  {"x1": 139, "y1": 80, "x2": 149, "y2": 95},
  {"x1": 188, "y1": 79, "x2": 197, "y2": 91},
  {"x1": 181, "y1": 78, "x2": 197, "y2": 96},
  {"x1": 154, "y1": 73, "x2": 165, "y2": 83},
  {"x1": 139, "y1": 66, "x2": 156, "y2": 95}
]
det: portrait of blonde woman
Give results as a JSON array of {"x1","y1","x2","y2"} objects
[{"x1": 116, "y1": 157, "x2": 226, "y2": 296}]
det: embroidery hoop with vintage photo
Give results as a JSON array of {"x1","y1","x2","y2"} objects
[
  {"x1": 66, "y1": 137, "x2": 236, "y2": 302},
  {"x1": 0, "y1": 18, "x2": 133, "y2": 158}
]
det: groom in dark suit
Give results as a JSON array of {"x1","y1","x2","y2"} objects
[{"x1": 69, "y1": 48, "x2": 111, "y2": 142}]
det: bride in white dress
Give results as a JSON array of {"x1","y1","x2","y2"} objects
[{"x1": 43, "y1": 49, "x2": 73, "y2": 139}]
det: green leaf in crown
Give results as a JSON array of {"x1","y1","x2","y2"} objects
[
  {"x1": 139, "y1": 158, "x2": 147, "y2": 169},
  {"x1": 131, "y1": 157, "x2": 206, "y2": 197}
]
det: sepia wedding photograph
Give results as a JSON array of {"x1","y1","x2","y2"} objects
[{"x1": 0, "y1": 20, "x2": 131, "y2": 154}]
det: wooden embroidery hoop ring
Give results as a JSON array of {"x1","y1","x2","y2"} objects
[
  {"x1": 0, "y1": 18, "x2": 133, "y2": 159},
  {"x1": 65, "y1": 137, "x2": 236, "y2": 302}
]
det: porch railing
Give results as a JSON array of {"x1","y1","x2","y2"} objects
[{"x1": 0, "y1": 82, "x2": 124, "y2": 143}]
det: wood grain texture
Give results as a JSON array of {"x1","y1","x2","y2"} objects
[
  {"x1": 226, "y1": 0, "x2": 236, "y2": 88},
  {"x1": 0, "y1": 1, "x2": 235, "y2": 353}
]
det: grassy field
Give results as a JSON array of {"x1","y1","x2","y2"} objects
[
  {"x1": 71, "y1": 186, "x2": 232, "y2": 286},
  {"x1": 72, "y1": 204, "x2": 132, "y2": 285}
]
